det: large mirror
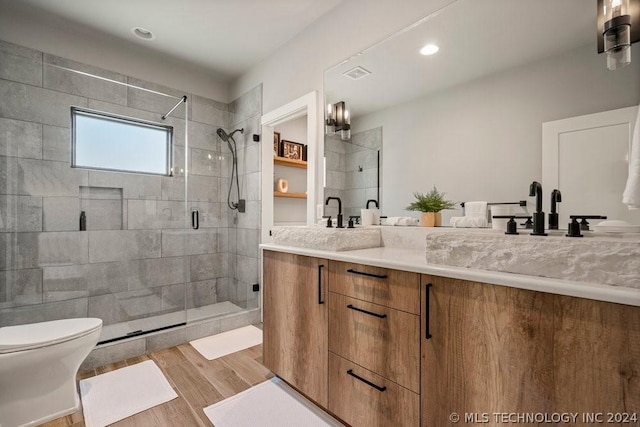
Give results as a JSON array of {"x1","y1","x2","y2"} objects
[
  {"x1": 324, "y1": 0, "x2": 640, "y2": 227},
  {"x1": 324, "y1": 130, "x2": 380, "y2": 219}
]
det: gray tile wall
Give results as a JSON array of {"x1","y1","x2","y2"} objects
[
  {"x1": 324, "y1": 127, "x2": 381, "y2": 219},
  {"x1": 227, "y1": 85, "x2": 262, "y2": 310},
  {"x1": 0, "y1": 40, "x2": 263, "y2": 343},
  {"x1": 324, "y1": 134, "x2": 347, "y2": 219}
]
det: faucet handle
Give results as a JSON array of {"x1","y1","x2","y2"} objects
[
  {"x1": 569, "y1": 215, "x2": 607, "y2": 231},
  {"x1": 566, "y1": 218, "x2": 583, "y2": 237}
]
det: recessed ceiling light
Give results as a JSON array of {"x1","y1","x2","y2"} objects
[
  {"x1": 132, "y1": 27, "x2": 155, "y2": 40},
  {"x1": 420, "y1": 44, "x2": 439, "y2": 56}
]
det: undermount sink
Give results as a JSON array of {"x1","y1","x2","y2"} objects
[
  {"x1": 425, "y1": 230, "x2": 640, "y2": 287},
  {"x1": 271, "y1": 226, "x2": 381, "y2": 251}
]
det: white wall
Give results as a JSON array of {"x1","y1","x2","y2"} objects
[
  {"x1": 354, "y1": 43, "x2": 640, "y2": 221},
  {"x1": 0, "y1": 6, "x2": 228, "y2": 101},
  {"x1": 274, "y1": 116, "x2": 308, "y2": 224},
  {"x1": 276, "y1": 116, "x2": 308, "y2": 146},
  {"x1": 230, "y1": 0, "x2": 456, "y2": 111},
  {"x1": 232, "y1": 0, "x2": 456, "y2": 212}
]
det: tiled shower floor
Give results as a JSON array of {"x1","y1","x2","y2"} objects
[{"x1": 99, "y1": 301, "x2": 245, "y2": 343}]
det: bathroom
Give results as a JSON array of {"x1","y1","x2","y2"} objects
[{"x1": 1, "y1": 0, "x2": 640, "y2": 426}]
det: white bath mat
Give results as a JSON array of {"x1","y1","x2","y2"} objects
[
  {"x1": 204, "y1": 377, "x2": 342, "y2": 427},
  {"x1": 190, "y1": 325, "x2": 262, "y2": 360},
  {"x1": 79, "y1": 360, "x2": 178, "y2": 427}
]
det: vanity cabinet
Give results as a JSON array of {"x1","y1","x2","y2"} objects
[
  {"x1": 263, "y1": 252, "x2": 640, "y2": 426},
  {"x1": 328, "y1": 261, "x2": 420, "y2": 426},
  {"x1": 421, "y1": 274, "x2": 640, "y2": 426},
  {"x1": 262, "y1": 250, "x2": 328, "y2": 407}
]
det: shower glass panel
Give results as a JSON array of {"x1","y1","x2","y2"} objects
[
  {"x1": 0, "y1": 66, "x2": 190, "y2": 344},
  {"x1": 185, "y1": 128, "x2": 246, "y2": 323},
  {"x1": 0, "y1": 51, "x2": 257, "y2": 343}
]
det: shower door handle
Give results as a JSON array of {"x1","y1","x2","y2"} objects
[{"x1": 192, "y1": 210, "x2": 199, "y2": 230}]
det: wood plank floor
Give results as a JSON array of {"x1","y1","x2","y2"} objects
[{"x1": 42, "y1": 342, "x2": 273, "y2": 427}]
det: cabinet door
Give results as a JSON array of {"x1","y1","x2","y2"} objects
[
  {"x1": 552, "y1": 294, "x2": 640, "y2": 415},
  {"x1": 263, "y1": 250, "x2": 328, "y2": 407},
  {"x1": 421, "y1": 275, "x2": 554, "y2": 426},
  {"x1": 421, "y1": 274, "x2": 640, "y2": 426}
]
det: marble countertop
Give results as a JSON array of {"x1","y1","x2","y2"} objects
[{"x1": 260, "y1": 243, "x2": 640, "y2": 308}]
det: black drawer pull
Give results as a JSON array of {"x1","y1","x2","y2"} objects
[
  {"x1": 347, "y1": 369, "x2": 387, "y2": 392},
  {"x1": 425, "y1": 283, "x2": 432, "y2": 340},
  {"x1": 347, "y1": 304, "x2": 387, "y2": 319},
  {"x1": 346, "y1": 268, "x2": 388, "y2": 279},
  {"x1": 318, "y1": 264, "x2": 325, "y2": 305}
]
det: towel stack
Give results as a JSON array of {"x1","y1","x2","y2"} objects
[{"x1": 449, "y1": 201, "x2": 488, "y2": 228}]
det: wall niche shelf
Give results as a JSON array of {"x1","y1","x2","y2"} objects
[
  {"x1": 274, "y1": 191, "x2": 307, "y2": 199},
  {"x1": 274, "y1": 156, "x2": 307, "y2": 169}
]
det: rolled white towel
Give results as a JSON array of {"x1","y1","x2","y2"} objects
[
  {"x1": 397, "y1": 217, "x2": 418, "y2": 226},
  {"x1": 449, "y1": 216, "x2": 488, "y2": 228},
  {"x1": 384, "y1": 216, "x2": 418, "y2": 226},
  {"x1": 464, "y1": 201, "x2": 488, "y2": 217}
]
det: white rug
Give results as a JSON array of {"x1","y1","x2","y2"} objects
[
  {"x1": 204, "y1": 378, "x2": 342, "y2": 427},
  {"x1": 79, "y1": 360, "x2": 178, "y2": 427},
  {"x1": 190, "y1": 325, "x2": 263, "y2": 360}
]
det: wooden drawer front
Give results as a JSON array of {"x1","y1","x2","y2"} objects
[
  {"x1": 328, "y1": 261, "x2": 420, "y2": 314},
  {"x1": 328, "y1": 353, "x2": 419, "y2": 427},
  {"x1": 329, "y1": 292, "x2": 420, "y2": 392}
]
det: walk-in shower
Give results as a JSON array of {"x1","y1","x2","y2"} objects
[
  {"x1": 217, "y1": 128, "x2": 245, "y2": 212},
  {"x1": 0, "y1": 53, "x2": 255, "y2": 346}
]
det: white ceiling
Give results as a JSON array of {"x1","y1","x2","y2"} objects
[
  {"x1": 0, "y1": 0, "x2": 343, "y2": 81},
  {"x1": 325, "y1": 0, "x2": 597, "y2": 118}
]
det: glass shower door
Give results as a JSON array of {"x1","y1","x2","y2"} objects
[{"x1": 0, "y1": 62, "x2": 190, "y2": 344}]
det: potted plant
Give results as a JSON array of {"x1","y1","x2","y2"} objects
[{"x1": 405, "y1": 186, "x2": 456, "y2": 227}]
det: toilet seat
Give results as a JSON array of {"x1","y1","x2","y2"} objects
[{"x1": 0, "y1": 318, "x2": 102, "y2": 353}]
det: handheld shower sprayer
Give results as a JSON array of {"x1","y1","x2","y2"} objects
[
  {"x1": 217, "y1": 128, "x2": 245, "y2": 211},
  {"x1": 216, "y1": 128, "x2": 244, "y2": 152}
]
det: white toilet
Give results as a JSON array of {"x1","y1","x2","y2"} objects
[{"x1": 0, "y1": 318, "x2": 102, "y2": 427}]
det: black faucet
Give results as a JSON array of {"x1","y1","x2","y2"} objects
[
  {"x1": 529, "y1": 181, "x2": 547, "y2": 236},
  {"x1": 548, "y1": 189, "x2": 562, "y2": 230},
  {"x1": 325, "y1": 197, "x2": 343, "y2": 228},
  {"x1": 366, "y1": 199, "x2": 379, "y2": 209}
]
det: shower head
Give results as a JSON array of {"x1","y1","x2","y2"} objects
[{"x1": 216, "y1": 128, "x2": 244, "y2": 142}]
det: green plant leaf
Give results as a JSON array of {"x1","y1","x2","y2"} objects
[{"x1": 405, "y1": 186, "x2": 456, "y2": 212}]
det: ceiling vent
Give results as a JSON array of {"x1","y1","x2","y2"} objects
[{"x1": 343, "y1": 66, "x2": 371, "y2": 80}]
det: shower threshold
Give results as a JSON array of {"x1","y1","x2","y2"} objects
[{"x1": 98, "y1": 301, "x2": 246, "y2": 345}]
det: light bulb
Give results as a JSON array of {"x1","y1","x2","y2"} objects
[
  {"x1": 603, "y1": 0, "x2": 631, "y2": 70},
  {"x1": 420, "y1": 44, "x2": 440, "y2": 56}
]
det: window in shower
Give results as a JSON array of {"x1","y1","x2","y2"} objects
[{"x1": 71, "y1": 107, "x2": 173, "y2": 176}]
